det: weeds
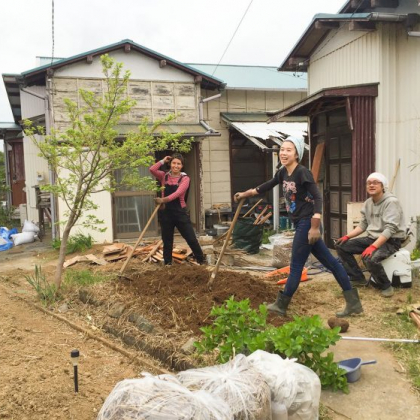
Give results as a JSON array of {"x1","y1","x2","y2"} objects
[
  {"x1": 52, "y1": 232, "x2": 94, "y2": 254},
  {"x1": 64, "y1": 269, "x2": 112, "y2": 287},
  {"x1": 0, "y1": 205, "x2": 20, "y2": 229},
  {"x1": 24, "y1": 265, "x2": 57, "y2": 305}
]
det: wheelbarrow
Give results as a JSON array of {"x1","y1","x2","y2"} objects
[{"x1": 337, "y1": 358, "x2": 377, "y2": 383}]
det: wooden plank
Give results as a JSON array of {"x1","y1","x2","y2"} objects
[{"x1": 311, "y1": 142, "x2": 325, "y2": 183}]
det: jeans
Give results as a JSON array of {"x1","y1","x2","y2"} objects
[
  {"x1": 284, "y1": 218, "x2": 351, "y2": 297},
  {"x1": 336, "y1": 237, "x2": 401, "y2": 290},
  {"x1": 159, "y1": 208, "x2": 204, "y2": 265}
]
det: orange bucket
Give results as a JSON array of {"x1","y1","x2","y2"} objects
[{"x1": 265, "y1": 266, "x2": 308, "y2": 285}]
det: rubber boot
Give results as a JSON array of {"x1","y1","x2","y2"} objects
[
  {"x1": 267, "y1": 291, "x2": 291, "y2": 316},
  {"x1": 336, "y1": 289, "x2": 364, "y2": 318}
]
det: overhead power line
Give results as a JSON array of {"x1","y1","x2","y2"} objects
[{"x1": 212, "y1": 0, "x2": 255, "y2": 76}]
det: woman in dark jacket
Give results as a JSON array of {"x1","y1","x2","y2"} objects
[
  {"x1": 150, "y1": 153, "x2": 204, "y2": 266},
  {"x1": 234, "y1": 136, "x2": 363, "y2": 318}
]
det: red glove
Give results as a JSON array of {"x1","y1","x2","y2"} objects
[
  {"x1": 335, "y1": 235, "x2": 349, "y2": 245},
  {"x1": 362, "y1": 245, "x2": 377, "y2": 258}
]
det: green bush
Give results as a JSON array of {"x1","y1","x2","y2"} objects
[
  {"x1": 52, "y1": 231, "x2": 94, "y2": 254},
  {"x1": 195, "y1": 297, "x2": 348, "y2": 392},
  {"x1": 0, "y1": 205, "x2": 20, "y2": 229}
]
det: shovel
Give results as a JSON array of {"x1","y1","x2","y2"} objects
[
  {"x1": 207, "y1": 198, "x2": 245, "y2": 289},
  {"x1": 118, "y1": 203, "x2": 162, "y2": 279}
]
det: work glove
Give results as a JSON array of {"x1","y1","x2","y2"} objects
[
  {"x1": 362, "y1": 245, "x2": 377, "y2": 259},
  {"x1": 335, "y1": 235, "x2": 350, "y2": 246},
  {"x1": 308, "y1": 217, "x2": 321, "y2": 245},
  {"x1": 154, "y1": 197, "x2": 169, "y2": 205}
]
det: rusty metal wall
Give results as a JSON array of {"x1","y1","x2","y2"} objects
[{"x1": 351, "y1": 96, "x2": 375, "y2": 202}]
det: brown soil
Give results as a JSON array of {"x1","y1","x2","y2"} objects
[{"x1": 1, "y1": 240, "x2": 420, "y2": 419}]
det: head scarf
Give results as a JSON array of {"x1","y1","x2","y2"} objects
[
  {"x1": 367, "y1": 172, "x2": 388, "y2": 189},
  {"x1": 284, "y1": 135, "x2": 305, "y2": 162}
]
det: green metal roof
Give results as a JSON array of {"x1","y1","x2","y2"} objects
[
  {"x1": 20, "y1": 39, "x2": 224, "y2": 88},
  {"x1": 0, "y1": 122, "x2": 21, "y2": 130},
  {"x1": 187, "y1": 64, "x2": 307, "y2": 91}
]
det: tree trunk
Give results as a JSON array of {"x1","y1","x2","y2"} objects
[{"x1": 54, "y1": 223, "x2": 73, "y2": 289}]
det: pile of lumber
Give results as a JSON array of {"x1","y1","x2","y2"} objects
[{"x1": 102, "y1": 241, "x2": 194, "y2": 264}]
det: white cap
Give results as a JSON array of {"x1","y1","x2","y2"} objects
[{"x1": 367, "y1": 172, "x2": 388, "y2": 189}]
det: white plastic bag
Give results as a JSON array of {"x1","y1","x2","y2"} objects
[
  {"x1": 11, "y1": 232, "x2": 36, "y2": 246},
  {"x1": 22, "y1": 220, "x2": 40, "y2": 233},
  {"x1": 97, "y1": 375, "x2": 232, "y2": 420},
  {"x1": 177, "y1": 354, "x2": 272, "y2": 420},
  {"x1": 270, "y1": 233, "x2": 294, "y2": 268},
  {"x1": 247, "y1": 350, "x2": 321, "y2": 420}
]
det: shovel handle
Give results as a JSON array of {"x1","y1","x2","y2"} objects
[
  {"x1": 119, "y1": 203, "x2": 161, "y2": 276},
  {"x1": 208, "y1": 198, "x2": 245, "y2": 289},
  {"x1": 360, "y1": 360, "x2": 377, "y2": 366}
]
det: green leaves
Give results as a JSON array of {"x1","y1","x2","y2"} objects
[{"x1": 195, "y1": 298, "x2": 349, "y2": 392}]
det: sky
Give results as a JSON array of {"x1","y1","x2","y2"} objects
[{"x1": 0, "y1": 0, "x2": 345, "y2": 123}]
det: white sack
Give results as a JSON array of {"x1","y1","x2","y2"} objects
[
  {"x1": 22, "y1": 220, "x2": 40, "y2": 233},
  {"x1": 11, "y1": 232, "x2": 35, "y2": 246},
  {"x1": 97, "y1": 375, "x2": 232, "y2": 420},
  {"x1": 177, "y1": 354, "x2": 272, "y2": 420},
  {"x1": 247, "y1": 350, "x2": 321, "y2": 420}
]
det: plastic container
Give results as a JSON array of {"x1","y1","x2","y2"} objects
[
  {"x1": 337, "y1": 358, "x2": 377, "y2": 383},
  {"x1": 213, "y1": 224, "x2": 229, "y2": 236}
]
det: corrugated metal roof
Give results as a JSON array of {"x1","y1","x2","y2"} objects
[
  {"x1": 187, "y1": 64, "x2": 307, "y2": 91},
  {"x1": 0, "y1": 122, "x2": 21, "y2": 130},
  {"x1": 231, "y1": 121, "x2": 307, "y2": 142},
  {"x1": 20, "y1": 40, "x2": 224, "y2": 89},
  {"x1": 278, "y1": 12, "x2": 408, "y2": 71}
]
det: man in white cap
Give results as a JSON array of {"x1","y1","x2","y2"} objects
[{"x1": 335, "y1": 172, "x2": 406, "y2": 297}]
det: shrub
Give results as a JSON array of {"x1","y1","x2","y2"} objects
[
  {"x1": 52, "y1": 231, "x2": 94, "y2": 254},
  {"x1": 195, "y1": 297, "x2": 348, "y2": 392}
]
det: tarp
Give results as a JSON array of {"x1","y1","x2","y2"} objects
[{"x1": 232, "y1": 218, "x2": 263, "y2": 254}]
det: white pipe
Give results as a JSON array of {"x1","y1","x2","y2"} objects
[
  {"x1": 408, "y1": 31, "x2": 420, "y2": 37},
  {"x1": 341, "y1": 336, "x2": 420, "y2": 344},
  {"x1": 272, "y1": 151, "x2": 279, "y2": 231}
]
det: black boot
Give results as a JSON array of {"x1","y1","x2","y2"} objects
[
  {"x1": 336, "y1": 289, "x2": 364, "y2": 318},
  {"x1": 267, "y1": 291, "x2": 291, "y2": 316}
]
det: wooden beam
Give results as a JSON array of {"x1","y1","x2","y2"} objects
[
  {"x1": 159, "y1": 59, "x2": 167, "y2": 68},
  {"x1": 311, "y1": 142, "x2": 325, "y2": 183},
  {"x1": 124, "y1": 44, "x2": 131, "y2": 53},
  {"x1": 346, "y1": 97, "x2": 354, "y2": 131},
  {"x1": 86, "y1": 55, "x2": 93, "y2": 64},
  {"x1": 371, "y1": 0, "x2": 399, "y2": 8},
  {"x1": 314, "y1": 21, "x2": 340, "y2": 30},
  {"x1": 194, "y1": 75, "x2": 202, "y2": 83},
  {"x1": 349, "y1": 21, "x2": 376, "y2": 32}
]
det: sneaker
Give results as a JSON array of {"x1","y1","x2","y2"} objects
[{"x1": 381, "y1": 286, "x2": 394, "y2": 297}]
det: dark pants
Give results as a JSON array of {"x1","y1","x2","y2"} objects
[
  {"x1": 159, "y1": 208, "x2": 204, "y2": 265},
  {"x1": 284, "y1": 218, "x2": 351, "y2": 297},
  {"x1": 336, "y1": 237, "x2": 401, "y2": 290}
]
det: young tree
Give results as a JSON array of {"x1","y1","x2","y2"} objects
[{"x1": 25, "y1": 54, "x2": 191, "y2": 289}]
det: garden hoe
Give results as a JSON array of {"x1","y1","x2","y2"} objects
[
  {"x1": 207, "y1": 198, "x2": 245, "y2": 290},
  {"x1": 341, "y1": 336, "x2": 420, "y2": 344},
  {"x1": 118, "y1": 203, "x2": 162, "y2": 280}
]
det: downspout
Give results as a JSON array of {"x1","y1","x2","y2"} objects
[
  {"x1": 1, "y1": 131, "x2": 12, "y2": 206},
  {"x1": 20, "y1": 83, "x2": 57, "y2": 240},
  {"x1": 199, "y1": 93, "x2": 222, "y2": 132},
  {"x1": 368, "y1": 13, "x2": 408, "y2": 22}
]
